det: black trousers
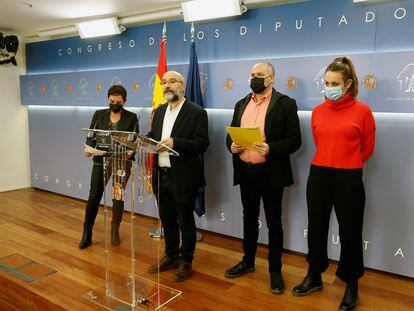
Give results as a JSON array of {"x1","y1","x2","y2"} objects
[
  {"x1": 306, "y1": 165, "x2": 366, "y2": 283},
  {"x1": 83, "y1": 160, "x2": 131, "y2": 229},
  {"x1": 239, "y1": 162, "x2": 284, "y2": 273},
  {"x1": 154, "y1": 168, "x2": 198, "y2": 264}
]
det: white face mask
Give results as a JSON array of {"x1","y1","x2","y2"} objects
[{"x1": 324, "y1": 85, "x2": 345, "y2": 101}]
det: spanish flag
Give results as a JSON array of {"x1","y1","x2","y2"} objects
[
  {"x1": 148, "y1": 37, "x2": 168, "y2": 192},
  {"x1": 152, "y1": 38, "x2": 167, "y2": 110}
]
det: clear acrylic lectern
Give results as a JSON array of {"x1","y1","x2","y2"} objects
[{"x1": 81, "y1": 128, "x2": 181, "y2": 310}]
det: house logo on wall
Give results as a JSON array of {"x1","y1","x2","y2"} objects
[
  {"x1": 200, "y1": 72, "x2": 208, "y2": 96},
  {"x1": 314, "y1": 67, "x2": 327, "y2": 93},
  {"x1": 51, "y1": 80, "x2": 60, "y2": 96},
  {"x1": 78, "y1": 78, "x2": 88, "y2": 96},
  {"x1": 26, "y1": 81, "x2": 34, "y2": 96},
  {"x1": 111, "y1": 76, "x2": 122, "y2": 85},
  {"x1": 148, "y1": 74, "x2": 156, "y2": 96},
  {"x1": 397, "y1": 64, "x2": 414, "y2": 95}
]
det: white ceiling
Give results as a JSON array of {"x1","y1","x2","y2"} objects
[
  {"x1": 0, "y1": 0, "x2": 305, "y2": 37},
  {"x1": 0, "y1": 0, "x2": 184, "y2": 34}
]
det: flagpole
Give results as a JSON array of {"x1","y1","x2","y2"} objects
[
  {"x1": 191, "y1": 22, "x2": 195, "y2": 42},
  {"x1": 149, "y1": 21, "x2": 168, "y2": 240},
  {"x1": 190, "y1": 21, "x2": 204, "y2": 242},
  {"x1": 162, "y1": 21, "x2": 167, "y2": 42}
]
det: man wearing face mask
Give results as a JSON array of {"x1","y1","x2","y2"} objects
[
  {"x1": 79, "y1": 84, "x2": 139, "y2": 249},
  {"x1": 225, "y1": 62, "x2": 301, "y2": 294},
  {"x1": 147, "y1": 71, "x2": 209, "y2": 282}
]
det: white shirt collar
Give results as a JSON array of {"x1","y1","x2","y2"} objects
[{"x1": 167, "y1": 97, "x2": 186, "y2": 112}]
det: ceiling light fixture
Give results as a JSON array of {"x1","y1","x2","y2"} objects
[
  {"x1": 76, "y1": 17, "x2": 125, "y2": 39},
  {"x1": 181, "y1": 0, "x2": 247, "y2": 22}
]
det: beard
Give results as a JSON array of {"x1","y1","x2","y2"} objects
[{"x1": 164, "y1": 88, "x2": 182, "y2": 102}]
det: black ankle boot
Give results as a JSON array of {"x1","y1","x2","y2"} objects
[
  {"x1": 339, "y1": 281, "x2": 359, "y2": 311},
  {"x1": 79, "y1": 228, "x2": 92, "y2": 249},
  {"x1": 292, "y1": 270, "x2": 323, "y2": 296},
  {"x1": 111, "y1": 221, "x2": 121, "y2": 245}
]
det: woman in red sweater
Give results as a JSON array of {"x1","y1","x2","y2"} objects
[{"x1": 292, "y1": 57, "x2": 376, "y2": 311}]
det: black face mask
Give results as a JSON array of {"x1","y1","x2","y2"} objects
[
  {"x1": 249, "y1": 77, "x2": 267, "y2": 94},
  {"x1": 109, "y1": 103, "x2": 123, "y2": 113}
]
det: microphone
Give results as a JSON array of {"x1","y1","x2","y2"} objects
[
  {"x1": 128, "y1": 117, "x2": 139, "y2": 142},
  {"x1": 87, "y1": 117, "x2": 98, "y2": 139}
]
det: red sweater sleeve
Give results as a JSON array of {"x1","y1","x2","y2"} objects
[{"x1": 361, "y1": 110, "x2": 376, "y2": 163}]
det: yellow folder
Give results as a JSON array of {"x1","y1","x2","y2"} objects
[{"x1": 225, "y1": 126, "x2": 263, "y2": 151}]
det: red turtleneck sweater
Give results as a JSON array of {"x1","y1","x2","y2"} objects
[{"x1": 311, "y1": 93, "x2": 376, "y2": 169}]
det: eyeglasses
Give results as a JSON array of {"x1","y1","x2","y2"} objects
[{"x1": 160, "y1": 78, "x2": 183, "y2": 86}]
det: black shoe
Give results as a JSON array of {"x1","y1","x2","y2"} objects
[
  {"x1": 339, "y1": 282, "x2": 359, "y2": 311},
  {"x1": 148, "y1": 256, "x2": 178, "y2": 274},
  {"x1": 111, "y1": 221, "x2": 121, "y2": 246},
  {"x1": 173, "y1": 261, "x2": 192, "y2": 282},
  {"x1": 79, "y1": 230, "x2": 92, "y2": 249},
  {"x1": 224, "y1": 261, "x2": 255, "y2": 278},
  {"x1": 270, "y1": 271, "x2": 285, "y2": 294},
  {"x1": 292, "y1": 271, "x2": 323, "y2": 296}
]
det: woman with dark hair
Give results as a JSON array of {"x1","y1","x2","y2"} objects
[
  {"x1": 79, "y1": 84, "x2": 139, "y2": 249},
  {"x1": 292, "y1": 57, "x2": 376, "y2": 311}
]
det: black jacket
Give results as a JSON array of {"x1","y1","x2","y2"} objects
[
  {"x1": 86, "y1": 108, "x2": 139, "y2": 162},
  {"x1": 148, "y1": 100, "x2": 210, "y2": 191},
  {"x1": 226, "y1": 88, "x2": 301, "y2": 187}
]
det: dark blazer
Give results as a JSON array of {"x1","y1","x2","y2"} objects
[
  {"x1": 226, "y1": 88, "x2": 301, "y2": 187},
  {"x1": 86, "y1": 108, "x2": 139, "y2": 162},
  {"x1": 148, "y1": 100, "x2": 209, "y2": 191}
]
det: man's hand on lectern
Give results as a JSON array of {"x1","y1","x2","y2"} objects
[{"x1": 157, "y1": 138, "x2": 174, "y2": 152}]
